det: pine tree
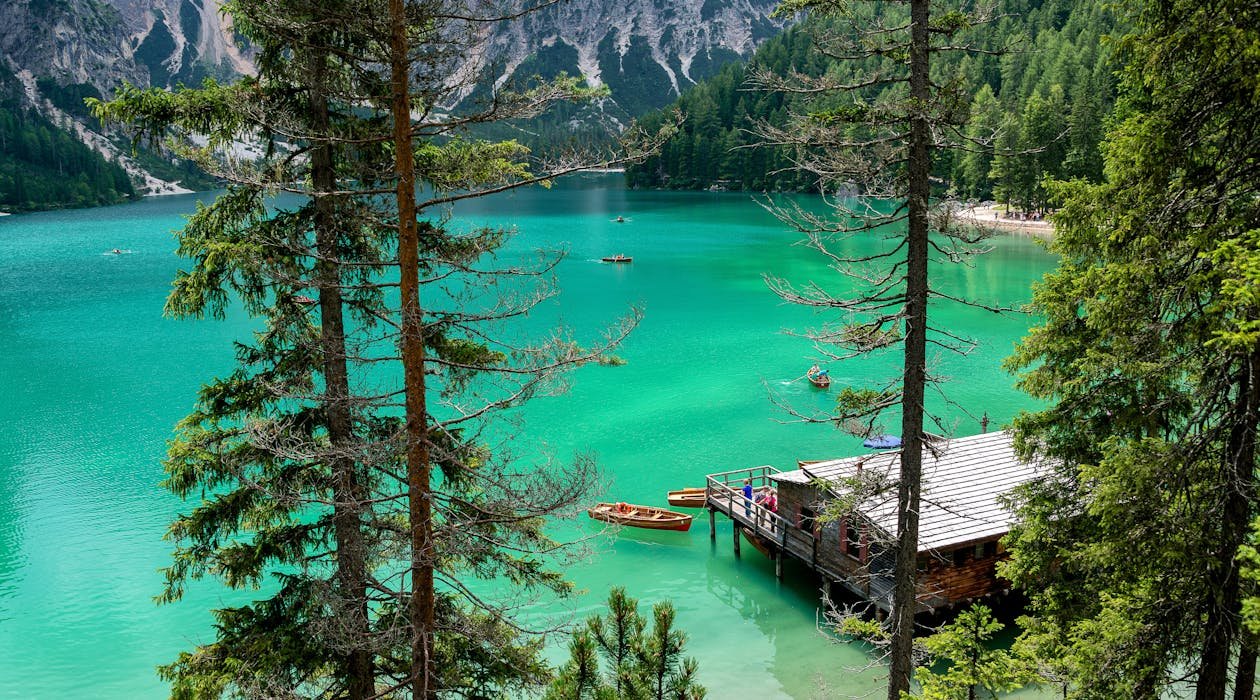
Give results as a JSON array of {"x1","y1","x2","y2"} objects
[
  {"x1": 94, "y1": 0, "x2": 674, "y2": 696},
  {"x1": 752, "y1": 2, "x2": 1011, "y2": 696},
  {"x1": 546, "y1": 588, "x2": 705, "y2": 700},
  {"x1": 910, "y1": 605, "x2": 1034, "y2": 700},
  {"x1": 1002, "y1": 0, "x2": 1260, "y2": 697}
]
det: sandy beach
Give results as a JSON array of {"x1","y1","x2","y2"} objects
[{"x1": 957, "y1": 204, "x2": 1054, "y2": 238}]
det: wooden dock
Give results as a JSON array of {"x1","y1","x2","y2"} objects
[{"x1": 705, "y1": 466, "x2": 895, "y2": 610}]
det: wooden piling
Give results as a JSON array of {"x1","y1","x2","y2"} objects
[
  {"x1": 709, "y1": 508, "x2": 716, "y2": 540},
  {"x1": 733, "y1": 524, "x2": 741, "y2": 557}
]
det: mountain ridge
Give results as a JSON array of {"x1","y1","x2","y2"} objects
[{"x1": 1, "y1": 0, "x2": 784, "y2": 209}]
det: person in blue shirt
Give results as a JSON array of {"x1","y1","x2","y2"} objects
[{"x1": 742, "y1": 478, "x2": 754, "y2": 515}]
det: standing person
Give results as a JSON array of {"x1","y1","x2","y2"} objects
[{"x1": 742, "y1": 478, "x2": 754, "y2": 515}]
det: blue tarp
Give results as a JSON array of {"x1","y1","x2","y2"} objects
[{"x1": 863, "y1": 434, "x2": 902, "y2": 449}]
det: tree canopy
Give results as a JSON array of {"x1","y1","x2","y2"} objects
[
  {"x1": 1002, "y1": 0, "x2": 1260, "y2": 697},
  {"x1": 628, "y1": 0, "x2": 1118, "y2": 209}
]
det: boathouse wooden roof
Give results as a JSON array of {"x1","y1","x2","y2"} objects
[{"x1": 770, "y1": 430, "x2": 1042, "y2": 552}]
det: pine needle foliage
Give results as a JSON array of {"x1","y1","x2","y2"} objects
[
  {"x1": 1001, "y1": 0, "x2": 1260, "y2": 697},
  {"x1": 546, "y1": 588, "x2": 705, "y2": 700},
  {"x1": 92, "y1": 0, "x2": 674, "y2": 697}
]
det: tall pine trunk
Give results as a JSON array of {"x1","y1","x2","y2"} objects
[
  {"x1": 886, "y1": 0, "x2": 931, "y2": 696},
  {"x1": 387, "y1": 0, "x2": 437, "y2": 696},
  {"x1": 1236, "y1": 631, "x2": 1257, "y2": 700},
  {"x1": 310, "y1": 53, "x2": 374, "y2": 700},
  {"x1": 1196, "y1": 352, "x2": 1260, "y2": 700}
]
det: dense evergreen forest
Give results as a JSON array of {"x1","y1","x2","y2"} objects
[
  {"x1": 0, "y1": 69, "x2": 136, "y2": 212},
  {"x1": 627, "y1": 0, "x2": 1117, "y2": 211}
]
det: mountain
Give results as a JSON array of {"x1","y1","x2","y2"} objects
[
  {"x1": 0, "y1": 0, "x2": 785, "y2": 209},
  {"x1": 467, "y1": 0, "x2": 783, "y2": 119},
  {"x1": 0, "y1": 65, "x2": 136, "y2": 211}
]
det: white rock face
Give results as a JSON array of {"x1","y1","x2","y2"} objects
[
  {"x1": 12, "y1": 68, "x2": 191, "y2": 196},
  {"x1": 483, "y1": 0, "x2": 778, "y2": 88},
  {"x1": 0, "y1": 0, "x2": 782, "y2": 187},
  {"x1": 4, "y1": 0, "x2": 779, "y2": 110}
]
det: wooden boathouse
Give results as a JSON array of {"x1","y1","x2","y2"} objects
[{"x1": 704, "y1": 430, "x2": 1042, "y2": 613}]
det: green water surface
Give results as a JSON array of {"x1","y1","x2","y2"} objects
[{"x1": 0, "y1": 175, "x2": 1056, "y2": 698}]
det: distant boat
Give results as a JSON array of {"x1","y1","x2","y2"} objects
[
  {"x1": 293, "y1": 295, "x2": 317, "y2": 305},
  {"x1": 615, "y1": 215, "x2": 626, "y2": 223},
  {"x1": 588, "y1": 502, "x2": 692, "y2": 531},
  {"x1": 806, "y1": 368, "x2": 831, "y2": 388},
  {"x1": 863, "y1": 434, "x2": 902, "y2": 449},
  {"x1": 602, "y1": 254, "x2": 632, "y2": 263}
]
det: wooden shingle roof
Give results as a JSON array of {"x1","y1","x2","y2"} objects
[{"x1": 771, "y1": 430, "x2": 1043, "y2": 552}]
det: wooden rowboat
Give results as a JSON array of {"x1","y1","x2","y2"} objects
[
  {"x1": 601, "y1": 254, "x2": 632, "y2": 263},
  {"x1": 741, "y1": 527, "x2": 775, "y2": 559},
  {"x1": 666, "y1": 485, "x2": 769, "y2": 508},
  {"x1": 807, "y1": 372, "x2": 831, "y2": 388},
  {"x1": 667, "y1": 487, "x2": 707, "y2": 508},
  {"x1": 588, "y1": 502, "x2": 692, "y2": 531}
]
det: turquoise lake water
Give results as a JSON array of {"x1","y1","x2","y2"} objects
[{"x1": 0, "y1": 175, "x2": 1056, "y2": 698}]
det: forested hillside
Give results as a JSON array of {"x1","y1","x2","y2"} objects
[
  {"x1": 0, "y1": 69, "x2": 136, "y2": 212},
  {"x1": 627, "y1": 0, "x2": 1118, "y2": 210}
]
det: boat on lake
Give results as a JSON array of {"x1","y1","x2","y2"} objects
[
  {"x1": 667, "y1": 487, "x2": 706, "y2": 508},
  {"x1": 669, "y1": 484, "x2": 769, "y2": 508},
  {"x1": 862, "y1": 434, "x2": 902, "y2": 449},
  {"x1": 741, "y1": 527, "x2": 775, "y2": 559},
  {"x1": 807, "y1": 368, "x2": 831, "y2": 388},
  {"x1": 602, "y1": 254, "x2": 632, "y2": 263},
  {"x1": 588, "y1": 502, "x2": 692, "y2": 531}
]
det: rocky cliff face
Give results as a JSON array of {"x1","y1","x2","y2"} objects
[
  {"x1": 1, "y1": 0, "x2": 246, "y2": 95},
  {"x1": 470, "y1": 0, "x2": 783, "y2": 116},
  {"x1": 0, "y1": 0, "x2": 782, "y2": 192}
]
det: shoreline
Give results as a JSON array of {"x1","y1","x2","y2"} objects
[{"x1": 957, "y1": 204, "x2": 1054, "y2": 238}]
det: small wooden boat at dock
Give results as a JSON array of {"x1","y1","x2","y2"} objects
[
  {"x1": 601, "y1": 254, "x2": 632, "y2": 263},
  {"x1": 667, "y1": 485, "x2": 767, "y2": 508},
  {"x1": 667, "y1": 487, "x2": 707, "y2": 508},
  {"x1": 588, "y1": 502, "x2": 692, "y2": 531},
  {"x1": 741, "y1": 526, "x2": 775, "y2": 559}
]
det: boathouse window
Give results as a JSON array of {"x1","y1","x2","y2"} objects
[
  {"x1": 799, "y1": 506, "x2": 818, "y2": 533},
  {"x1": 952, "y1": 548, "x2": 968, "y2": 566},
  {"x1": 844, "y1": 522, "x2": 861, "y2": 557},
  {"x1": 983, "y1": 540, "x2": 998, "y2": 557}
]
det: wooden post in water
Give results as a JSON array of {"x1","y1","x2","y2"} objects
[
  {"x1": 775, "y1": 549, "x2": 783, "y2": 579},
  {"x1": 733, "y1": 524, "x2": 741, "y2": 557},
  {"x1": 709, "y1": 508, "x2": 716, "y2": 540}
]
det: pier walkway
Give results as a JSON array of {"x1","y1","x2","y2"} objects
[{"x1": 705, "y1": 465, "x2": 895, "y2": 610}]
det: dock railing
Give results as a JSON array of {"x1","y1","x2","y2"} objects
[{"x1": 705, "y1": 465, "x2": 788, "y2": 545}]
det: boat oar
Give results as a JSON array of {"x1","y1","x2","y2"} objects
[{"x1": 790, "y1": 372, "x2": 811, "y2": 383}]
